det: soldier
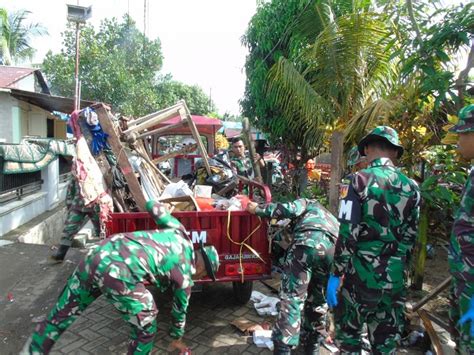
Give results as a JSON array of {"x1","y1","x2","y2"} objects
[
  {"x1": 230, "y1": 136, "x2": 265, "y2": 179},
  {"x1": 447, "y1": 104, "x2": 474, "y2": 353},
  {"x1": 50, "y1": 177, "x2": 101, "y2": 262},
  {"x1": 340, "y1": 147, "x2": 369, "y2": 198},
  {"x1": 326, "y1": 126, "x2": 420, "y2": 354},
  {"x1": 25, "y1": 201, "x2": 220, "y2": 355},
  {"x1": 247, "y1": 198, "x2": 339, "y2": 354}
]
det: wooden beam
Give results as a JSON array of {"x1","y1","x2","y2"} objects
[
  {"x1": 181, "y1": 107, "x2": 211, "y2": 175},
  {"x1": 94, "y1": 104, "x2": 147, "y2": 211},
  {"x1": 418, "y1": 309, "x2": 444, "y2": 355},
  {"x1": 411, "y1": 276, "x2": 452, "y2": 312}
]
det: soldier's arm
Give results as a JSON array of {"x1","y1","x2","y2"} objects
[
  {"x1": 331, "y1": 174, "x2": 364, "y2": 276},
  {"x1": 403, "y1": 184, "x2": 421, "y2": 261},
  {"x1": 169, "y1": 284, "x2": 192, "y2": 339},
  {"x1": 255, "y1": 199, "x2": 309, "y2": 219}
]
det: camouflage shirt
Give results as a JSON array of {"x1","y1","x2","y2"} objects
[
  {"x1": 449, "y1": 166, "x2": 474, "y2": 283},
  {"x1": 95, "y1": 227, "x2": 196, "y2": 339},
  {"x1": 230, "y1": 154, "x2": 254, "y2": 178},
  {"x1": 255, "y1": 198, "x2": 339, "y2": 248},
  {"x1": 332, "y1": 157, "x2": 420, "y2": 291}
]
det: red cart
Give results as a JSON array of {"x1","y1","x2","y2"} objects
[{"x1": 106, "y1": 180, "x2": 272, "y2": 304}]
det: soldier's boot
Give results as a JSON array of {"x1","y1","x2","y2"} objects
[
  {"x1": 49, "y1": 245, "x2": 70, "y2": 262},
  {"x1": 303, "y1": 342, "x2": 320, "y2": 355},
  {"x1": 273, "y1": 343, "x2": 291, "y2": 355}
]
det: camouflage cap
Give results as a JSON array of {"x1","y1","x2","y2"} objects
[
  {"x1": 358, "y1": 126, "x2": 404, "y2": 158},
  {"x1": 449, "y1": 104, "x2": 474, "y2": 133},
  {"x1": 201, "y1": 245, "x2": 220, "y2": 281},
  {"x1": 347, "y1": 146, "x2": 365, "y2": 166}
]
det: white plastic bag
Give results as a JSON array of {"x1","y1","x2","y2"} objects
[{"x1": 160, "y1": 180, "x2": 193, "y2": 199}]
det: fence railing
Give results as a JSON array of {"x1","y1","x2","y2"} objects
[{"x1": 0, "y1": 158, "x2": 44, "y2": 205}]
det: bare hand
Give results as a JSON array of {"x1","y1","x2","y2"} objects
[
  {"x1": 246, "y1": 202, "x2": 258, "y2": 214},
  {"x1": 169, "y1": 338, "x2": 188, "y2": 353}
]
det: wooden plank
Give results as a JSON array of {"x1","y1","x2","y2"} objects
[
  {"x1": 328, "y1": 131, "x2": 344, "y2": 214},
  {"x1": 411, "y1": 276, "x2": 452, "y2": 312},
  {"x1": 418, "y1": 309, "x2": 444, "y2": 355},
  {"x1": 94, "y1": 104, "x2": 147, "y2": 211},
  {"x1": 242, "y1": 117, "x2": 262, "y2": 182},
  {"x1": 181, "y1": 107, "x2": 212, "y2": 175}
]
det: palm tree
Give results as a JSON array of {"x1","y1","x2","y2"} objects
[{"x1": 0, "y1": 8, "x2": 47, "y2": 65}]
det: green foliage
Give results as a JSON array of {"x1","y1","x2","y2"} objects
[
  {"x1": 155, "y1": 76, "x2": 216, "y2": 115},
  {"x1": 42, "y1": 15, "x2": 215, "y2": 117},
  {"x1": 0, "y1": 8, "x2": 46, "y2": 65}
]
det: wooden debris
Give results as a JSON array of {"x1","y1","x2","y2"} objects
[
  {"x1": 411, "y1": 276, "x2": 452, "y2": 312},
  {"x1": 418, "y1": 309, "x2": 444, "y2": 355}
]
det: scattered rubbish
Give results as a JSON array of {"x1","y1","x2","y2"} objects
[
  {"x1": 31, "y1": 315, "x2": 46, "y2": 323},
  {"x1": 251, "y1": 291, "x2": 279, "y2": 316},
  {"x1": 426, "y1": 244, "x2": 436, "y2": 259},
  {"x1": 230, "y1": 318, "x2": 271, "y2": 335},
  {"x1": 7, "y1": 293, "x2": 14, "y2": 303},
  {"x1": 179, "y1": 348, "x2": 191, "y2": 355},
  {"x1": 253, "y1": 329, "x2": 273, "y2": 350}
]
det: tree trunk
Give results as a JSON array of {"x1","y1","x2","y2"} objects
[
  {"x1": 412, "y1": 205, "x2": 429, "y2": 290},
  {"x1": 328, "y1": 131, "x2": 344, "y2": 214}
]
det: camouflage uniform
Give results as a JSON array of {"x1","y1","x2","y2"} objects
[
  {"x1": 255, "y1": 199, "x2": 339, "y2": 350},
  {"x1": 60, "y1": 178, "x2": 100, "y2": 247},
  {"x1": 448, "y1": 104, "x2": 474, "y2": 353},
  {"x1": 230, "y1": 154, "x2": 254, "y2": 178},
  {"x1": 28, "y1": 202, "x2": 219, "y2": 355},
  {"x1": 332, "y1": 127, "x2": 420, "y2": 354}
]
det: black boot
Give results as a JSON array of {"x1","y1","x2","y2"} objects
[
  {"x1": 49, "y1": 245, "x2": 70, "y2": 262},
  {"x1": 273, "y1": 343, "x2": 291, "y2": 355},
  {"x1": 303, "y1": 342, "x2": 320, "y2": 355}
]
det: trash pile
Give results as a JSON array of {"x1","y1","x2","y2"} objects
[{"x1": 70, "y1": 101, "x2": 262, "y2": 226}]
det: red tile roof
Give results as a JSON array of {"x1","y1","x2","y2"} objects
[{"x1": 0, "y1": 66, "x2": 36, "y2": 88}]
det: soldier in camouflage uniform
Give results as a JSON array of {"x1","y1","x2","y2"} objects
[
  {"x1": 26, "y1": 201, "x2": 220, "y2": 355},
  {"x1": 340, "y1": 147, "x2": 368, "y2": 198},
  {"x1": 230, "y1": 136, "x2": 265, "y2": 179},
  {"x1": 327, "y1": 126, "x2": 420, "y2": 354},
  {"x1": 448, "y1": 104, "x2": 474, "y2": 353},
  {"x1": 50, "y1": 178, "x2": 101, "y2": 262},
  {"x1": 247, "y1": 199, "x2": 339, "y2": 354}
]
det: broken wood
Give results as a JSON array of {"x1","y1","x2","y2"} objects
[
  {"x1": 94, "y1": 104, "x2": 147, "y2": 211},
  {"x1": 158, "y1": 195, "x2": 201, "y2": 212},
  {"x1": 411, "y1": 276, "x2": 452, "y2": 312},
  {"x1": 418, "y1": 309, "x2": 444, "y2": 355},
  {"x1": 242, "y1": 117, "x2": 262, "y2": 182},
  {"x1": 180, "y1": 107, "x2": 212, "y2": 175}
]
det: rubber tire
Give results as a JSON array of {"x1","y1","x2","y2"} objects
[{"x1": 232, "y1": 280, "x2": 253, "y2": 305}]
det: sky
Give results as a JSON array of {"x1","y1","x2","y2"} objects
[{"x1": 1, "y1": 0, "x2": 258, "y2": 115}]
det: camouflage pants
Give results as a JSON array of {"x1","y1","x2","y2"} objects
[
  {"x1": 272, "y1": 234, "x2": 333, "y2": 348},
  {"x1": 29, "y1": 245, "x2": 158, "y2": 354},
  {"x1": 449, "y1": 277, "x2": 474, "y2": 354},
  {"x1": 60, "y1": 207, "x2": 100, "y2": 246},
  {"x1": 334, "y1": 282, "x2": 405, "y2": 354}
]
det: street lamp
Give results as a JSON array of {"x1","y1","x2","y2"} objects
[{"x1": 66, "y1": 4, "x2": 92, "y2": 111}]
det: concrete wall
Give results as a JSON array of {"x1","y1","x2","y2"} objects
[{"x1": 0, "y1": 159, "x2": 69, "y2": 237}]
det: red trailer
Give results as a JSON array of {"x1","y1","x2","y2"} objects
[{"x1": 106, "y1": 102, "x2": 273, "y2": 304}]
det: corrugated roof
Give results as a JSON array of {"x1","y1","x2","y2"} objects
[{"x1": 0, "y1": 66, "x2": 36, "y2": 88}]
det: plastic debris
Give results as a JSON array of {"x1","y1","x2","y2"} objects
[
  {"x1": 251, "y1": 290, "x2": 279, "y2": 316},
  {"x1": 31, "y1": 315, "x2": 46, "y2": 323},
  {"x1": 253, "y1": 329, "x2": 273, "y2": 350}
]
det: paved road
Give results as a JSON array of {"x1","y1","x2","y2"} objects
[{"x1": 0, "y1": 243, "x2": 277, "y2": 354}]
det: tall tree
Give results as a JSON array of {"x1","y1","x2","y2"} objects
[
  {"x1": 42, "y1": 15, "x2": 163, "y2": 117},
  {"x1": 0, "y1": 8, "x2": 46, "y2": 65},
  {"x1": 155, "y1": 76, "x2": 216, "y2": 115}
]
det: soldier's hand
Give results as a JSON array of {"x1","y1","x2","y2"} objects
[
  {"x1": 246, "y1": 202, "x2": 258, "y2": 214},
  {"x1": 169, "y1": 338, "x2": 189, "y2": 353},
  {"x1": 460, "y1": 296, "x2": 474, "y2": 336}
]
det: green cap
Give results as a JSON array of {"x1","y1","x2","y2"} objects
[
  {"x1": 449, "y1": 104, "x2": 474, "y2": 133},
  {"x1": 358, "y1": 126, "x2": 404, "y2": 158},
  {"x1": 347, "y1": 146, "x2": 365, "y2": 166},
  {"x1": 200, "y1": 245, "x2": 220, "y2": 281}
]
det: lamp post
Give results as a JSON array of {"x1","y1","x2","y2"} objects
[{"x1": 66, "y1": 4, "x2": 92, "y2": 111}]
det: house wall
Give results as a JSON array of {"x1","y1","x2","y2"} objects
[{"x1": 0, "y1": 94, "x2": 53, "y2": 142}]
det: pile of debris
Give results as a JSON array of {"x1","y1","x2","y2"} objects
[{"x1": 69, "y1": 100, "x2": 259, "y2": 228}]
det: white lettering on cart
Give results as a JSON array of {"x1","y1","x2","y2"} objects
[{"x1": 191, "y1": 231, "x2": 207, "y2": 244}]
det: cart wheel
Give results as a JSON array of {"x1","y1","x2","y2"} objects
[{"x1": 232, "y1": 280, "x2": 253, "y2": 305}]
